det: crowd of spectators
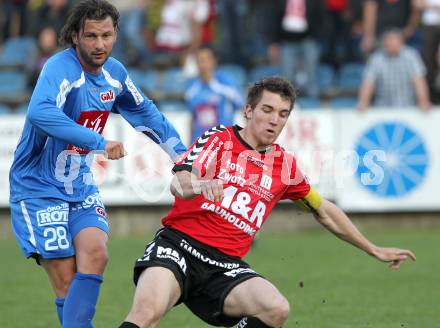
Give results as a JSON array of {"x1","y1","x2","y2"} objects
[{"x1": 0, "y1": 0, "x2": 439, "y2": 116}]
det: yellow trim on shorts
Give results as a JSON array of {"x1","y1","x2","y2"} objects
[{"x1": 294, "y1": 187, "x2": 322, "y2": 212}]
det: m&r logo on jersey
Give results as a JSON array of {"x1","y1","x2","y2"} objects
[{"x1": 100, "y1": 89, "x2": 115, "y2": 103}]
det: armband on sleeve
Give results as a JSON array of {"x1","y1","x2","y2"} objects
[{"x1": 294, "y1": 187, "x2": 322, "y2": 212}]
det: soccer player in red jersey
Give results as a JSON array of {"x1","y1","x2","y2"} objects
[{"x1": 119, "y1": 77, "x2": 416, "y2": 328}]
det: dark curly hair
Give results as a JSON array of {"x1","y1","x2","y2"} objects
[
  {"x1": 246, "y1": 76, "x2": 297, "y2": 112},
  {"x1": 59, "y1": 0, "x2": 119, "y2": 47}
]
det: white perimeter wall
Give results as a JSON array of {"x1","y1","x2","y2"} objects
[{"x1": 1, "y1": 108, "x2": 439, "y2": 212}]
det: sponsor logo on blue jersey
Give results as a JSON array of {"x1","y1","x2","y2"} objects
[
  {"x1": 100, "y1": 89, "x2": 115, "y2": 103},
  {"x1": 36, "y1": 203, "x2": 69, "y2": 226}
]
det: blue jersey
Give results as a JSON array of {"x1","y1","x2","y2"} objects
[
  {"x1": 185, "y1": 73, "x2": 243, "y2": 142},
  {"x1": 9, "y1": 48, "x2": 186, "y2": 203}
]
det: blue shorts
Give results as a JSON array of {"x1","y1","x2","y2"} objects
[{"x1": 10, "y1": 192, "x2": 109, "y2": 262}]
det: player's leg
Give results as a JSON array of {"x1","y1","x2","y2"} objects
[
  {"x1": 223, "y1": 277, "x2": 290, "y2": 328},
  {"x1": 74, "y1": 227, "x2": 108, "y2": 274},
  {"x1": 10, "y1": 198, "x2": 75, "y2": 326},
  {"x1": 40, "y1": 257, "x2": 76, "y2": 324},
  {"x1": 121, "y1": 228, "x2": 189, "y2": 328},
  {"x1": 121, "y1": 267, "x2": 181, "y2": 328},
  {"x1": 62, "y1": 227, "x2": 108, "y2": 328},
  {"x1": 62, "y1": 193, "x2": 110, "y2": 328}
]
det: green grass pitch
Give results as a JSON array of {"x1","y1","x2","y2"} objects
[{"x1": 0, "y1": 229, "x2": 438, "y2": 327}]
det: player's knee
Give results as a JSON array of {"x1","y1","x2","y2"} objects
[
  {"x1": 276, "y1": 298, "x2": 290, "y2": 323},
  {"x1": 129, "y1": 302, "x2": 163, "y2": 326},
  {"x1": 96, "y1": 247, "x2": 109, "y2": 268},
  {"x1": 85, "y1": 244, "x2": 109, "y2": 270},
  {"x1": 266, "y1": 296, "x2": 290, "y2": 326}
]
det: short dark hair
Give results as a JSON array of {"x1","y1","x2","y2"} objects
[
  {"x1": 247, "y1": 76, "x2": 297, "y2": 111},
  {"x1": 59, "y1": 0, "x2": 119, "y2": 47},
  {"x1": 196, "y1": 44, "x2": 218, "y2": 59}
]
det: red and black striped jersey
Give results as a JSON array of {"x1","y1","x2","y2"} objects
[{"x1": 163, "y1": 125, "x2": 311, "y2": 258}]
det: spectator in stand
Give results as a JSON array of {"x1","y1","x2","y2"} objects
[
  {"x1": 30, "y1": 0, "x2": 70, "y2": 39},
  {"x1": 185, "y1": 45, "x2": 243, "y2": 142},
  {"x1": 361, "y1": 0, "x2": 419, "y2": 54},
  {"x1": 155, "y1": 0, "x2": 209, "y2": 73},
  {"x1": 248, "y1": 0, "x2": 280, "y2": 65},
  {"x1": 322, "y1": 0, "x2": 362, "y2": 68},
  {"x1": 267, "y1": 0, "x2": 327, "y2": 98},
  {"x1": 1, "y1": 0, "x2": 29, "y2": 42},
  {"x1": 348, "y1": 0, "x2": 365, "y2": 54},
  {"x1": 358, "y1": 29, "x2": 431, "y2": 111},
  {"x1": 29, "y1": 27, "x2": 59, "y2": 87},
  {"x1": 202, "y1": 0, "x2": 217, "y2": 46},
  {"x1": 216, "y1": 0, "x2": 249, "y2": 66},
  {"x1": 108, "y1": 0, "x2": 151, "y2": 67},
  {"x1": 415, "y1": 0, "x2": 440, "y2": 104}
]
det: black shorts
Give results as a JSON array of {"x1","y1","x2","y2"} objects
[{"x1": 133, "y1": 227, "x2": 263, "y2": 327}]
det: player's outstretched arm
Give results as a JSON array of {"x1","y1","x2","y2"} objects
[
  {"x1": 313, "y1": 199, "x2": 416, "y2": 269},
  {"x1": 170, "y1": 170, "x2": 223, "y2": 202}
]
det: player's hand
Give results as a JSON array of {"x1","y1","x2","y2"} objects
[
  {"x1": 105, "y1": 141, "x2": 127, "y2": 160},
  {"x1": 200, "y1": 179, "x2": 224, "y2": 203},
  {"x1": 372, "y1": 246, "x2": 416, "y2": 269}
]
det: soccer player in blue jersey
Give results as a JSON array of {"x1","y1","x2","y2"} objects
[
  {"x1": 186, "y1": 45, "x2": 243, "y2": 143},
  {"x1": 8, "y1": 1, "x2": 186, "y2": 327}
]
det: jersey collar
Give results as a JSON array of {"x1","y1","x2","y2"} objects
[{"x1": 233, "y1": 125, "x2": 272, "y2": 155}]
